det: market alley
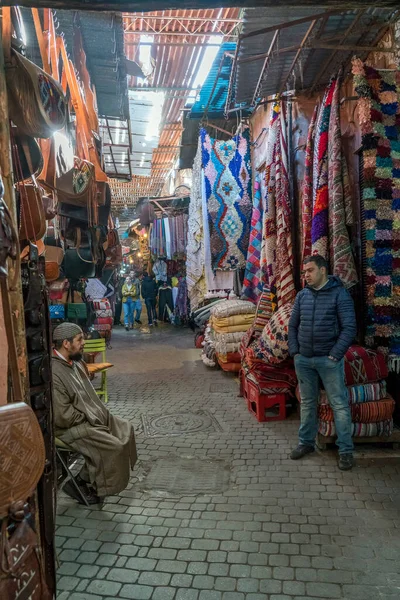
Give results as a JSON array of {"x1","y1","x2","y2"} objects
[{"x1": 56, "y1": 327, "x2": 400, "y2": 600}]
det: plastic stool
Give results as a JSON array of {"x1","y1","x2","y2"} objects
[{"x1": 245, "y1": 378, "x2": 287, "y2": 422}]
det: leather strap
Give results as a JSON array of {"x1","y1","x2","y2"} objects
[
  {"x1": 0, "y1": 277, "x2": 23, "y2": 402},
  {"x1": 2, "y1": 7, "x2": 12, "y2": 63}
]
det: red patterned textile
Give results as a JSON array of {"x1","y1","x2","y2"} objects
[
  {"x1": 344, "y1": 345, "x2": 388, "y2": 385},
  {"x1": 301, "y1": 104, "x2": 318, "y2": 262},
  {"x1": 318, "y1": 396, "x2": 394, "y2": 423}
]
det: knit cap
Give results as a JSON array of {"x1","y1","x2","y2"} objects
[{"x1": 53, "y1": 322, "x2": 83, "y2": 341}]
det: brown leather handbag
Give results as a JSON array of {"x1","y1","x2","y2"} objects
[
  {"x1": 2, "y1": 8, "x2": 67, "y2": 139},
  {"x1": 44, "y1": 245, "x2": 64, "y2": 282},
  {"x1": 18, "y1": 183, "x2": 46, "y2": 243}
]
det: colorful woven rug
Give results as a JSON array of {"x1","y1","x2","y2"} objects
[
  {"x1": 201, "y1": 127, "x2": 252, "y2": 271},
  {"x1": 318, "y1": 396, "x2": 394, "y2": 423},
  {"x1": 318, "y1": 419, "x2": 393, "y2": 438},
  {"x1": 319, "y1": 381, "x2": 387, "y2": 405},
  {"x1": 344, "y1": 345, "x2": 388, "y2": 385},
  {"x1": 352, "y1": 59, "x2": 400, "y2": 359},
  {"x1": 260, "y1": 101, "x2": 295, "y2": 306},
  {"x1": 328, "y1": 69, "x2": 358, "y2": 288},
  {"x1": 242, "y1": 174, "x2": 264, "y2": 302},
  {"x1": 275, "y1": 105, "x2": 296, "y2": 306},
  {"x1": 301, "y1": 104, "x2": 318, "y2": 262},
  {"x1": 311, "y1": 77, "x2": 336, "y2": 257},
  {"x1": 260, "y1": 101, "x2": 280, "y2": 289},
  {"x1": 186, "y1": 139, "x2": 206, "y2": 310}
]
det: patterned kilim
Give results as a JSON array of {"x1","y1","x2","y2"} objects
[
  {"x1": 257, "y1": 301, "x2": 293, "y2": 365},
  {"x1": 242, "y1": 175, "x2": 264, "y2": 302},
  {"x1": 201, "y1": 127, "x2": 252, "y2": 271},
  {"x1": 275, "y1": 105, "x2": 296, "y2": 306},
  {"x1": 252, "y1": 286, "x2": 277, "y2": 332},
  {"x1": 311, "y1": 77, "x2": 336, "y2": 257},
  {"x1": 318, "y1": 397, "x2": 394, "y2": 423},
  {"x1": 328, "y1": 69, "x2": 358, "y2": 288},
  {"x1": 318, "y1": 419, "x2": 393, "y2": 437},
  {"x1": 260, "y1": 101, "x2": 295, "y2": 306},
  {"x1": 301, "y1": 104, "x2": 318, "y2": 262},
  {"x1": 352, "y1": 59, "x2": 400, "y2": 357},
  {"x1": 344, "y1": 345, "x2": 388, "y2": 385},
  {"x1": 319, "y1": 380, "x2": 387, "y2": 405},
  {"x1": 38, "y1": 73, "x2": 66, "y2": 126},
  {"x1": 260, "y1": 102, "x2": 280, "y2": 289}
]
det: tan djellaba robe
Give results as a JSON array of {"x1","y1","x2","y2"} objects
[{"x1": 52, "y1": 355, "x2": 137, "y2": 497}]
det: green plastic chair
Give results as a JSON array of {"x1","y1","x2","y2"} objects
[{"x1": 83, "y1": 338, "x2": 113, "y2": 403}]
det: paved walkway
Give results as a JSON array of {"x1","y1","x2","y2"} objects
[{"x1": 57, "y1": 326, "x2": 400, "y2": 600}]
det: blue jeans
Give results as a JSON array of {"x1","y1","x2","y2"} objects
[
  {"x1": 123, "y1": 298, "x2": 142, "y2": 326},
  {"x1": 145, "y1": 298, "x2": 157, "y2": 324},
  {"x1": 294, "y1": 355, "x2": 353, "y2": 455}
]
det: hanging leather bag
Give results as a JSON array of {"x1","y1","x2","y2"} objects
[
  {"x1": 2, "y1": 8, "x2": 67, "y2": 139},
  {"x1": 11, "y1": 129, "x2": 43, "y2": 183},
  {"x1": 18, "y1": 183, "x2": 46, "y2": 243},
  {"x1": 44, "y1": 245, "x2": 64, "y2": 282},
  {"x1": 63, "y1": 227, "x2": 95, "y2": 280}
]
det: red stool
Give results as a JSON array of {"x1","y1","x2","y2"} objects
[{"x1": 245, "y1": 378, "x2": 287, "y2": 422}]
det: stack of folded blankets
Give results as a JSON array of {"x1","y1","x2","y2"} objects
[
  {"x1": 201, "y1": 299, "x2": 256, "y2": 372},
  {"x1": 240, "y1": 297, "x2": 297, "y2": 398},
  {"x1": 318, "y1": 345, "x2": 395, "y2": 438}
]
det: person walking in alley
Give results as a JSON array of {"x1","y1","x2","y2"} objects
[
  {"x1": 141, "y1": 271, "x2": 158, "y2": 326},
  {"x1": 52, "y1": 323, "x2": 137, "y2": 504},
  {"x1": 288, "y1": 255, "x2": 357, "y2": 471},
  {"x1": 122, "y1": 274, "x2": 142, "y2": 330}
]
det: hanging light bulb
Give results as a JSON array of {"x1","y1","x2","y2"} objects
[
  {"x1": 144, "y1": 232, "x2": 148, "y2": 239},
  {"x1": 137, "y1": 252, "x2": 142, "y2": 258}
]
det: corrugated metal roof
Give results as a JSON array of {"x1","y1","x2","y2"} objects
[
  {"x1": 21, "y1": 8, "x2": 128, "y2": 119},
  {"x1": 119, "y1": 8, "x2": 242, "y2": 201},
  {"x1": 234, "y1": 7, "x2": 399, "y2": 106},
  {"x1": 15, "y1": 1, "x2": 400, "y2": 11},
  {"x1": 189, "y1": 42, "x2": 241, "y2": 119}
]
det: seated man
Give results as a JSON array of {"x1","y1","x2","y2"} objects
[{"x1": 52, "y1": 323, "x2": 137, "y2": 504}]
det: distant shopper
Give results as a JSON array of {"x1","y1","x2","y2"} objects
[
  {"x1": 141, "y1": 271, "x2": 158, "y2": 326},
  {"x1": 288, "y1": 255, "x2": 357, "y2": 471},
  {"x1": 52, "y1": 323, "x2": 137, "y2": 504},
  {"x1": 122, "y1": 275, "x2": 142, "y2": 330}
]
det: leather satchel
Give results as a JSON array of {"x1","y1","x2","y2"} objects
[
  {"x1": 12, "y1": 130, "x2": 43, "y2": 183},
  {"x1": 2, "y1": 8, "x2": 67, "y2": 139},
  {"x1": 44, "y1": 245, "x2": 64, "y2": 283},
  {"x1": 0, "y1": 403, "x2": 45, "y2": 518},
  {"x1": 17, "y1": 183, "x2": 46, "y2": 243}
]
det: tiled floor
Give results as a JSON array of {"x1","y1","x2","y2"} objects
[{"x1": 56, "y1": 325, "x2": 400, "y2": 600}]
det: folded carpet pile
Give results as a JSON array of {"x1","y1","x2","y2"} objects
[{"x1": 317, "y1": 345, "x2": 393, "y2": 438}]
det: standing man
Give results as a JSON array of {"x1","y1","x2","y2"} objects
[
  {"x1": 288, "y1": 255, "x2": 357, "y2": 470},
  {"x1": 141, "y1": 272, "x2": 158, "y2": 326}
]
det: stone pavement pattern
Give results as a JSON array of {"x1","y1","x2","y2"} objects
[{"x1": 56, "y1": 326, "x2": 400, "y2": 600}]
